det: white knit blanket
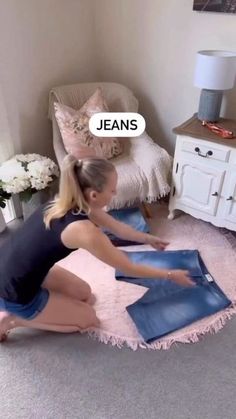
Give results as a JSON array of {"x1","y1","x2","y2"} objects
[{"x1": 108, "y1": 132, "x2": 173, "y2": 210}]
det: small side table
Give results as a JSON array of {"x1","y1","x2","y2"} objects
[{"x1": 168, "y1": 115, "x2": 236, "y2": 232}]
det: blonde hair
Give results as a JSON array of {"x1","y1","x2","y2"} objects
[{"x1": 44, "y1": 155, "x2": 115, "y2": 228}]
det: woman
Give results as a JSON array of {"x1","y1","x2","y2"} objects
[{"x1": 0, "y1": 155, "x2": 193, "y2": 341}]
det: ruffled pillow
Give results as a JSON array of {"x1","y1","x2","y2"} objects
[{"x1": 54, "y1": 88, "x2": 123, "y2": 160}]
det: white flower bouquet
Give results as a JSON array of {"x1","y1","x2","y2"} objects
[{"x1": 0, "y1": 154, "x2": 59, "y2": 202}]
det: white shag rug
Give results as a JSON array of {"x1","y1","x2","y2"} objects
[{"x1": 58, "y1": 206, "x2": 236, "y2": 350}]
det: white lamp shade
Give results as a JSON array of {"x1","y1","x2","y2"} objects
[{"x1": 194, "y1": 50, "x2": 236, "y2": 90}]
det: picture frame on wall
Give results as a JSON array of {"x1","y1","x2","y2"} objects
[{"x1": 193, "y1": 0, "x2": 236, "y2": 13}]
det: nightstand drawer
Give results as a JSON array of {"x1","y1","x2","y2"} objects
[{"x1": 181, "y1": 139, "x2": 230, "y2": 162}]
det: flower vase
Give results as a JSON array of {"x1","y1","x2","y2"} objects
[
  {"x1": 21, "y1": 180, "x2": 57, "y2": 221},
  {"x1": 0, "y1": 209, "x2": 6, "y2": 233}
]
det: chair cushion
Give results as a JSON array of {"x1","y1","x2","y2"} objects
[{"x1": 54, "y1": 87, "x2": 123, "y2": 160}]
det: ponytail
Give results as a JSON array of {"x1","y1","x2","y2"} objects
[{"x1": 44, "y1": 154, "x2": 115, "y2": 228}]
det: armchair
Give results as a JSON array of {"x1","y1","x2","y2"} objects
[{"x1": 48, "y1": 82, "x2": 172, "y2": 213}]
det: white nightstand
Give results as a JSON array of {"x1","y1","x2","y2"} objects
[{"x1": 168, "y1": 115, "x2": 236, "y2": 232}]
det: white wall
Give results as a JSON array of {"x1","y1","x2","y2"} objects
[
  {"x1": 94, "y1": 0, "x2": 236, "y2": 153},
  {"x1": 1, "y1": 1, "x2": 236, "y2": 158},
  {"x1": 0, "y1": 0, "x2": 96, "y2": 157}
]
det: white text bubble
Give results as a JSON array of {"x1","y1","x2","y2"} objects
[{"x1": 89, "y1": 112, "x2": 146, "y2": 137}]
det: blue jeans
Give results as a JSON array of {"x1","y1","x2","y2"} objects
[
  {"x1": 116, "y1": 250, "x2": 231, "y2": 342},
  {"x1": 0, "y1": 289, "x2": 49, "y2": 320}
]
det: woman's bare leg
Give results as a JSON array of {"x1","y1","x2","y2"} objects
[
  {"x1": 0, "y1": 266, "x2": 98, "y2": 341},
  {"x1": 43, "y1": 265, "x2": 95, "y2": 304},
  {"x1": 0, "y1": 291, "x2": 99, "y2": 341}
]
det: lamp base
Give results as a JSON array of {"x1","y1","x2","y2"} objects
[{"x1": 197, "y1": 89, "x2": 223, "y2": 122}]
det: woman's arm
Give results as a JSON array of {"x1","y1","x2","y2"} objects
[
  {"x1": 89, "y1": 209, "x2": 169, "y2": 250},
  {"x1": 64, "y1": 221, "x2": 194, "y2": 287}
]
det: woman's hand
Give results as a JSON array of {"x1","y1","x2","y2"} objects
[
  {"x1": 146, "y1": 234, "x2": 169, "y2": 251},
  {"x1": 168, "y1": 270, "x2": 195, "y2": 287}
]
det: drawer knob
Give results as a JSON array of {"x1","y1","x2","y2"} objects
[
  {"x1": 212, "y1": 192, "x2": 218, "y2": 197},
  {"x1": 226, "y1": 196, "x2": 233, "y2": 201},
  {"x1": 194, "y1": 147, "x2": 213, "y2": 158}
]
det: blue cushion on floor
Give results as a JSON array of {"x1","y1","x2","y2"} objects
[
  {"x1": 104, "y1": 207, "x2": 149, "y2": 246},
  {"x1": 115, "y1": 250, "x2": 231, "y2": 342}
]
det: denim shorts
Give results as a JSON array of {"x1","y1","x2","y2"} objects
[{"x1": 0, "y1": 288, "x2": 49, "y2": 320}]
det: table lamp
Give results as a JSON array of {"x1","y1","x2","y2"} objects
[{"x1": 194, "y1": 50, "x2": 236, "y2": 122}]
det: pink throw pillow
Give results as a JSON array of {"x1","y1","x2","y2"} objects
[{"x1": 54, "y1": 88, "x2": 123, "y2": 160}]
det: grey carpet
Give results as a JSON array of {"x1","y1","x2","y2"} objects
[
  {"x1": 1, "y1": 209, "x2": 236, "y2": 419},
  {"x1": 1, "y1": 323, "x2": 236, "y2": 419}
]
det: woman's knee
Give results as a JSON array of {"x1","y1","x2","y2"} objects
[
  {"x1": 80, "y1": 304, "x2": 99, "y2": 329},
  {"x1": 70, "y1": 281, "x2": 92, "y2": 302},
  {"x1": 43, "y1": 265, "x2": 92, "y2": 301}
]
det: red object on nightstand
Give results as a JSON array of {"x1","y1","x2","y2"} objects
[{"x1": 202, "y1": 121, "x2": 235, "y2": 139}]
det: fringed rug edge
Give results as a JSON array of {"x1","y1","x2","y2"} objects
[{"x1": 84, "y1": 304, "x2": 236, "y2": 351}]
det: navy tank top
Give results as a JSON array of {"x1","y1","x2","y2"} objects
[{"x1": 0, "y1": 205, "x2": 89, "y2": 304}]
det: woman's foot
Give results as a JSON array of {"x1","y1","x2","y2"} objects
[{"x1": 0, "y1": 311, "x2": 15, "y2": 342}]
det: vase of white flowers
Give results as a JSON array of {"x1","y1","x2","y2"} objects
[
  {"x1": 21, "y1": 185, "x2": 57, "y2": 220},
  {"x1": 0, "y1": 183, "x2": 11, "y2": 232},
  {"x1": 0, "y1": 209, "x2": 6, "y2": 233},
  {"x1": 0, "y1": 154, "x2": 59, "y2": 220}
]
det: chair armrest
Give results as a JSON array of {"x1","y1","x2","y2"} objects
[{"x1": 52, "y1": 114, "x2": 67, "y2": 169}]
